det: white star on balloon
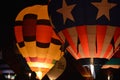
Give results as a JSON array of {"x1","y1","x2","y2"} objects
[
  {"x1": 57, "y1": 0, "x2": 76, "y2": 24},
  {"x1": 91, "y1": 0, "x2": 117, "y2": 20}
]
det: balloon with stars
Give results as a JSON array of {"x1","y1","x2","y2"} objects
[{"x1": 48, "y1": 0, "x2": 120, "y2": 79}]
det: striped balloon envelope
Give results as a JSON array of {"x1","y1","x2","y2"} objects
[
  {"x1": 48, "y1": 0, "x2": 120, "y2": 62},
  {"x1": 48, "y1": 0, "x2": 120, "y2": 78},
  {"x1": 14, "y1": 5, "x2": 63, "y2": 79}
]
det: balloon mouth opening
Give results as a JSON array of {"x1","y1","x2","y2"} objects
[
  {"x1": 77, "y1": 58, "x2": 108, "y2": 65},
  {"x1": 77, "y1": 58, "x2": 109, "y2": 72},
  {"x1": 76, "y1": 58, "x2": 109, "y2": 79}
]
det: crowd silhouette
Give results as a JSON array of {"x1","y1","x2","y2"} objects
[{"x1": 0, "y1": 71, "x2": 39, "y2": 80}]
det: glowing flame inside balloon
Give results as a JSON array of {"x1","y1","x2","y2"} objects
[{"x1": 36, "y1": 71, "x2": 43, "y2": 80}]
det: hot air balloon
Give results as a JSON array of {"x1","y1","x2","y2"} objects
[
  {"x1": 96, "y1": 57, "x2": 120, "y2": 80},
  {"x1": 47, "y1": 56, "x2": 66, "y2": 80},
  {"x1": 102, "y1": 58, "x2": 120, "y2": 69},
  {"x1": 48, "y1": 0, "x2": 120, "y2": 79},
  {"x1": 14, "y1": 4, "x2": 63, "y2": 79}
]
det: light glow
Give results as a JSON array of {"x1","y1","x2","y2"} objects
[
  {"x1": 27, "y1": 62, "x2": 54, "y2": 68},
  {"x1": 28, "y1": 72, "x2": 31, "y2": 78},
  {"x1": 36, "y1": 71, "x2": 42, "y2": 80},
  {"x1": 107, "y1": 75, "x2": 110, "y2": 80},
  {"x1": 90, "y1": 64, "x2": 96, "y2": 79}
]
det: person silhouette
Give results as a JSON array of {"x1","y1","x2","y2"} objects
[{"x1": 30, "y1": 71, "x2": 39, "y2": 80}]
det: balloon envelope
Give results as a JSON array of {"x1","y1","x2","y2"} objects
[
  {"x1": 47, "y1": 56, "x2": 66, "y2": 80},
  {"x1": 48, "y1": 0, "x2": 120, "y2": 60},
  {"x1": 14, "y1": 5, "x2": 63, "y2": 79}
]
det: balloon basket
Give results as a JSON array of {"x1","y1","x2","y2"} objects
[{"x1": 76, "y1": 58, "x2": 108, "y2": 79}]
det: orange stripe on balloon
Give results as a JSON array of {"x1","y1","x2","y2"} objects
[
  {"x1": 14, "y1": 26, "x2": 23, "y2": 43},
  {"x1": 77, "y1": 53, "x2": 81, "y2": 58},
  {"x1": 45, "y1": 59, "x2": 53, "y2": 63},
  {"x1": 36, "y1": 25, "x2": 52, "y2": 43},
  {"x1": 95, "y1": 25, "x2": 107, "y2": 57},
  {"x1": 62, "y1": 29, "x2": 78, "y2": 54},
  {"x1": 76, "y1": 26, "x2": 89, "y2": 57}
]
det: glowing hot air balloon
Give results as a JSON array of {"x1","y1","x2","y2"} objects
[
  {"x1": 14, "y1": 4, "x2": 63, "y2": 79},
  {"x1": 48, "y1": 0, "x2": 120, "y2": 79},
  {"x1": 47, "y1": 56, "x2": 66, "y2": 80},
  {"x1": 98, "y1": 57, "x2": 120, "y2": 80}
]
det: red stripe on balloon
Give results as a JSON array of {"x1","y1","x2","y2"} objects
[
  {"x1": 62, "y1": 29, "x2": 78, "y2": 54},
  {"x1": 95, "y1": 25, "x2": 107, "y2": 57},
  {"x1": 103, "y1": 45, "x2": 112, "y2": 58},
  {"x1": 76, "y1": 26, "x2": 89, "y2": 57}
]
